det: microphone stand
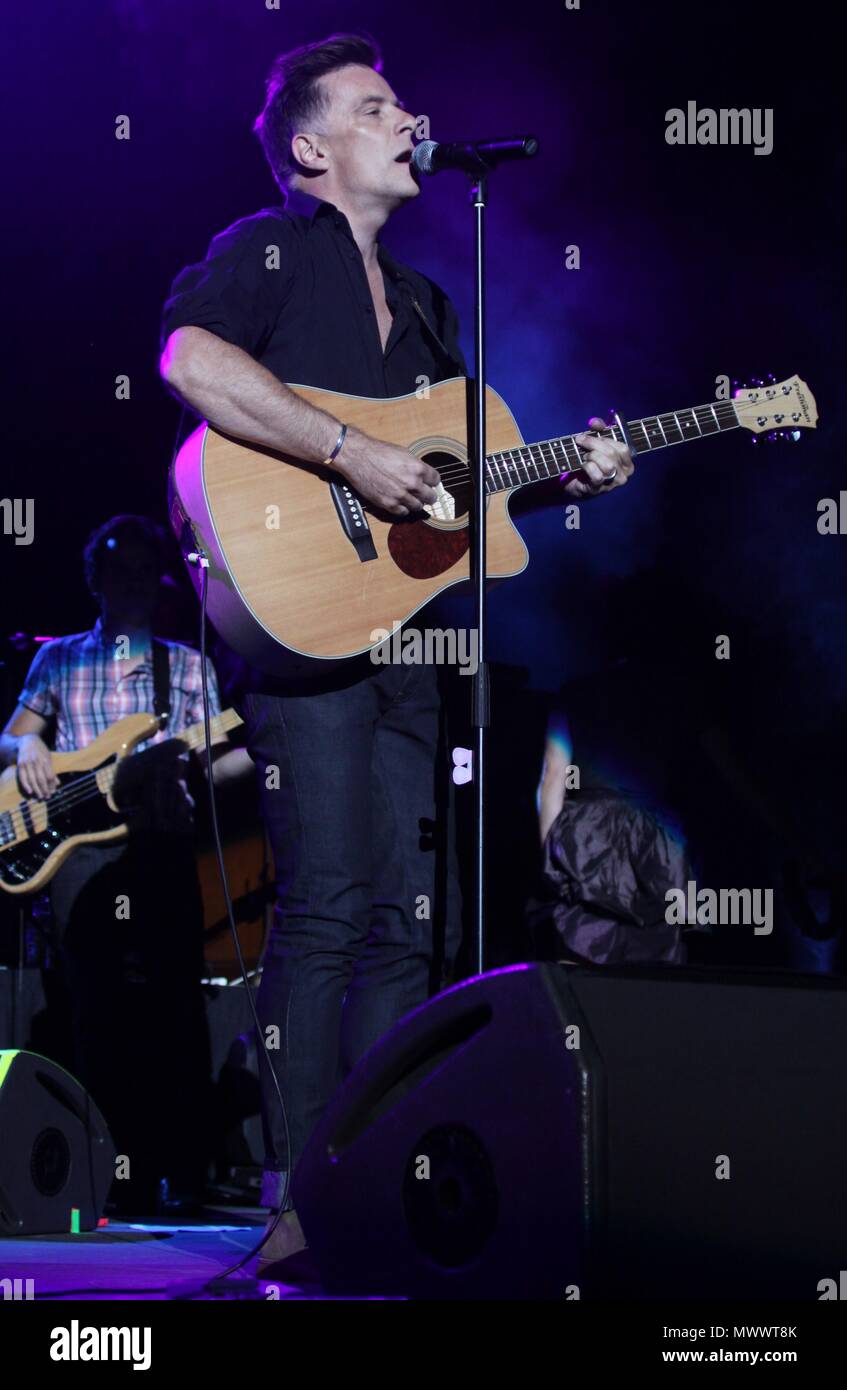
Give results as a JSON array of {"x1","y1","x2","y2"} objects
[
  {"x1": 424, "y1": 139, "x2": 537, "y2": 975},
  {"x1": 469, "y1": 168, "x2": 489, "y2": 977}
]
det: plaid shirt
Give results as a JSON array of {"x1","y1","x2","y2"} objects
[{"x1": 18, "y1": 618, "x2": 222, "y2": 754}]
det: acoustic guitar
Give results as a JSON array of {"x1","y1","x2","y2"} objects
[
  {"x1": 0, "y1": 708, "x2": 242, "y2": 894},
  {"x1": 169, "y1": 374, "x2": 817, "y2": 679}
]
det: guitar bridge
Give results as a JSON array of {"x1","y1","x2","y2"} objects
[{"x1": 329, "y1": 480, "x2": 378, "y2": 562}]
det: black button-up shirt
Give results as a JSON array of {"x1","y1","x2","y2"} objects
[
  {"x1": 160, "y1": 188, "x2": 467, "y2": 696},
  {"x1": 161, "y1": 188, "x2": 467, "y2": 397}
]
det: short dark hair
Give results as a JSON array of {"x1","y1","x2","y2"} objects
[
  {"x1": 254, "y1": 32, "x2": 382, "y2": 192},
  {"x1": 83, "y1": 514, "x2": 168, "y2": 597}
]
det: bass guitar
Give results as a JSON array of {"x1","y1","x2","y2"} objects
[{"x1": 0, "y1": 708, "x2": 242, "y2": 894}]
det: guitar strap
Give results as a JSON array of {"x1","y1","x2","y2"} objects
[
  {"x1": 152, "y1": 639, "x2": 171, "y2": 725},
  {"x1": 381, "y1": 254, "x2": 467, "y2": 378},
  {"x1": 406, "y1": 290, "x2": 465, "y2": 376}
]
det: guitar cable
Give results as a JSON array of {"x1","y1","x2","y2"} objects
[{"x1": 171, "y1": 554, "x2": 295, "y2": 1296}]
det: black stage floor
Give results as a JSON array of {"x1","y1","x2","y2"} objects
[{"x1": 0, "y1": 1206, "x2": 388, "y2": 1301}]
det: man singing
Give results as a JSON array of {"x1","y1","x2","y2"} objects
[{"x1": 159, "y1": 31, "x2": 634, "y2": 1277}]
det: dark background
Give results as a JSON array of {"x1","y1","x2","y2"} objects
[{"x1": 2, "y1": 0, "x2": 844, "y2": 972}]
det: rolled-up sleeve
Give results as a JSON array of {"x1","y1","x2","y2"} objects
[
  {"x1": 17, "y1": 642, "x2": 58, "y2": 719},
  {"x1": 161, "y1": 208, "x2": 299, "y2": 359}
]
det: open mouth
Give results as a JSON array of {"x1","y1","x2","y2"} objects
[{"x1": 395, "y1": 150, "x2": 413, "y2": 163}]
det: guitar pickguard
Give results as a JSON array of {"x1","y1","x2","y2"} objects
[
  {"x1": 386, "y1": 443, "x2": 475, "y2": 579},
  {"x1": 386, "y1": 517, "x2": 471, "y2": 580}
]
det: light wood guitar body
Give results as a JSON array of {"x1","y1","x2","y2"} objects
[{"x1": 170, "y1": 378, "x2": 528, "y2": 678}]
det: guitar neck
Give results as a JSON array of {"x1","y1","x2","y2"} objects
[
  {"x1": 96, "y1": 708, "x2": 243, "y2": 791},
  {"x1": 169, "y1": 707, "x2": 243, "y2": 755},
  {"x1": 484, "y1": 398, "x2": 741, "y2": 493}
]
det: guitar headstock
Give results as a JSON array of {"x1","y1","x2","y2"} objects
[{"x1": 732, "y1": 374, "x2": 818, "y2": 437}]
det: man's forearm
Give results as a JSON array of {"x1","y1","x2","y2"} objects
[{"x1": 161, "y1": 326, "x2": 346, "y2": 463}]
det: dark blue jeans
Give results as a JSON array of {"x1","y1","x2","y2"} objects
[{"x1": 240, "y1": 659, "x2": 463, "y2": 1208}]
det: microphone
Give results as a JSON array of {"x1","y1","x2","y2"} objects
[{"x1": 411, "y1": 136, "x2": 539, "y2": 177}]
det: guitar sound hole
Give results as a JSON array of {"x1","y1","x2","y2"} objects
[{"x1": 421, "y1": 450, "x2": 471, "y2": 522}]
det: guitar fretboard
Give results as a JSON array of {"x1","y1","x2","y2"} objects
[
  {"x1": 173, "y1": 708, "x2": 243, "y2": 755},
  {"x1": 96, "y1": 707, "x2": 243, "y2": 790},
  {"x1": 484, "y1": 399, "x2": 740, "y2": 493}
]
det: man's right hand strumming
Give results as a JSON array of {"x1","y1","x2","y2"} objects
[{"x1": 332, "y1": 426, "x2": 440, "y2": 517}]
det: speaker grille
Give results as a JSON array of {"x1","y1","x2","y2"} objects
[
  {"x1": 402, "y1": 1123, "x2": 499, "y2": 1268},
  {"x1": 31, "y1": 1127, "x2": 71, "y2": 1197}
]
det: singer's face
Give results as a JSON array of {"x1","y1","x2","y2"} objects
[{"x1": 303, "y1": 65, "x2": 419, "y2": 206}]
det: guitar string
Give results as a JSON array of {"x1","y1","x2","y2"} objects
[
  {"x1": 14, "y1": 745, "x2": 198, "y2": 821},
  {"x1": 429, "y1": 438, "x2": 704, "y2": 492},
  {"x1": 0, "y1": 776, "x2": 103, "y2": 853},
  {"x1": 4, "y1": 761, "x2": 169, "y2": 845},
  {"x1": 4, "y1": 721, "x2": 234, "y2": 843},
  {"x1": 432, "y1": 431, "x2": 741, "y2": 492},
  {"x1": 428, "y1": 400, "x2": 745, "y2": 491},
  {"x1": 427, "y1": 408, "x2": 741, "y2": 491},
  {"x1": 3, "y1": 736, "x2": 207, "y2": 837},
  {"x1": 5, "y1": 770, "x2": 116, "y2": 831}
]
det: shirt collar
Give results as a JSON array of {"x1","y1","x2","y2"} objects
[
  {"x1": 283, "y1": 186, "x2": 351, "y2": 232},
  {"x1": 283, "y1": 187, "x2": 410, "y2": 287}
]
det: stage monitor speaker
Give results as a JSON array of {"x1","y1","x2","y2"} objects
[
  {"x1": 0, "y1": 1050, "x2": 116, "y2": 1236},
  {"x1": 292, "y1": 963, "x2": 847, "y2": 1299}
]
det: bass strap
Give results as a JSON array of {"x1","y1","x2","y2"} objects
[{"x1": 152, "y1": 638, "x2": 171, "y2": 726}]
